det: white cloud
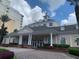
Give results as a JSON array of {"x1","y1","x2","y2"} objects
[
  {"x1": 10, "y1": 0, "x2": 45, "y2": 26},
  {"x1": 61, "y1": 19, "x2": 68, "y2": 25},
  {"x1": 31, "y1": 6, "x2": 45, "y2": 22},
  {"x1": 61, "y1": 12, "x2": 77, "y2": 26},
  {"x1": 51, "y1": 12, "x2": 56, "y2": 17},
  {"x1": 40, "y1": 0, "x2": 66, "y2": 16}
]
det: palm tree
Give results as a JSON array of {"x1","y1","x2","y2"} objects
[
  {"x1": 67, "y1": 0, "x2": 79, "y2": 26},
  {"x1": 0, "y1": 15, "x2": 10, "y2": 44}
]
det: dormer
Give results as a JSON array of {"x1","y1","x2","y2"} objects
[{"x1": 46, "y1": 22, "x2": 53, "y2": 27}]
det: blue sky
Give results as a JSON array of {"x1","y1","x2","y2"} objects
[
  {"x1": 54, "y1": 1, "x2": 75, "y2": 21},
  {"x1": 26, "y1": 0, "x2": 75, "y2": 22},
  {"x1": 11, "y1": 0, "x2": 77, "y2": 26}
]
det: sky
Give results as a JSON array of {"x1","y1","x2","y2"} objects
[{"x1": 10, "y1": 0, "x2": 77, "y2": 26}]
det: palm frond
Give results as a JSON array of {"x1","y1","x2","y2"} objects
[{"x1": 1, "y1": 15, "x2": 10, "y2": 22}]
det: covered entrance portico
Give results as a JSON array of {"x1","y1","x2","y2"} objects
[
  {"x1": 18, "y1": 32, "x2": 58, "y2": 48},
  {"x1": 32, "y1": 34, "x2": 49, "y2": 48},
  {"x1": 5, "y1": 32, "x2": 58, "y2": 48}
]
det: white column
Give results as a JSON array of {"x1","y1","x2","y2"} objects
[
  {"x1": 28, "y1": 34, "x2": 32, "y2": 45},
  {"x1": 5, "y1": 36, "x2": 10, "y2": 44},
  {"x1": 50, "y1": 33, "x2": 53, "y2": 46},
  {"x1": 19, "y1": 35, "x2": 22, "y2": 45},
  {"x1": 70, "y1": 35, "x2": 73, "y2": 47}
]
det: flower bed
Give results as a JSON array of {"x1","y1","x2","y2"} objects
[
  {"x1": 0, "y1": 48, "x2": 14, "y2": 59},
  {"x1": 68, "y1": 47, "x2": 79, "y2": 56}
]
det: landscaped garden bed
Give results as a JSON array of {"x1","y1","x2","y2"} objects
[
  {"x1": 0, "y1": 48, "x2": 14, "y2": 59},
  {"x1": 68, "y1": 47, "x2": 79, "y2": 56}
]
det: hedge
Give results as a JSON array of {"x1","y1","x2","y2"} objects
[
  {"x1": 0, "y1": 48, "x2": 14, "y2": 59},
  {"x1": 37, "y1": 44, "x2": 52, "y2": 49},
  {"x1": 53, "y1": 44, "x2": 70, "y2": 48},
  {"x1": 38, "y1": 44, "x2": 70, "y2": 49},
  {"x1": 68, "y1": 47, "x2": 79, "y2": 56}
]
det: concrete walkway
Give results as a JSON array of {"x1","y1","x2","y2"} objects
[{"x1": 0, "y1": 47, "x2": 78, "y2": 59}]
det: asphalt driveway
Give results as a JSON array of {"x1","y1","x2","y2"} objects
[{"x1": 0, "y1": 47, "x2": 78, "y2": 59}]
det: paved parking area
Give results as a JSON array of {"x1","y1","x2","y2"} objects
[{"x1": 0, "y1": 47, "x2": 78, "y2": 59}]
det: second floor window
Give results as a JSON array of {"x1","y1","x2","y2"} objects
[{"x1": 49, "y1": 23, "x2": 53, "y2": 26}]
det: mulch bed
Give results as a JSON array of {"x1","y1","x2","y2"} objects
[{"x1": 35, "y1": 48, "x2": 68, "y2": 53}]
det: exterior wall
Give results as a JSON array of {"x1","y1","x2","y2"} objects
[
  {"x1": 29, "y1": 20, "x2": 60, "y2": 27},
  {"x1": 52, "y1": 22, "x2": 60, "y2": 27},
  {"x1": 0, "y1": 1, "x2": 23, "y2": 33},
  {"x1": 58, "y1": 34, "x2": 79, "y2": 47}
]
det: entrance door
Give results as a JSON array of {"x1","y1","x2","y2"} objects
[
  {"x1": 22, "y1": 36, "x2": 28, "y2": 45},
  {"x1": 32, "y1": 40, "x2": 43, "y2": 48}
]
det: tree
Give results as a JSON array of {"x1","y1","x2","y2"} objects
[
  {"x1": 0, "y1": 15, "x2": 10, "y2": 44},
  {"x1": 0, "y1": 27, "x2": 8, "y2": 44},
  {"x1": 67, "y1": 0, "x2": 79, "y2": 27},
  {"x1": 13, "y1": 29, "x2": 18, "y2": 32}
]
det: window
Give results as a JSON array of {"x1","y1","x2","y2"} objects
[
  {"x1": 61, "y1": 37, "x2": 66, "y2": 44},
  {"x1": 76, "y1": 38, "x2": 79, "y2": 45},
  {"x1": 49, "y1": 22, "x2": 53, "y2": 26}
]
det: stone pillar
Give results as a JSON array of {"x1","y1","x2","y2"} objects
[
  {"x1": 28, "y1": 34, "x2": 32, "y2": 45},
  {"x1": 50, "y1": 33, "x2": 53, "y2": 46},
  {"x1": 19, "y1": 35, "x2": 22, "y2": 45}
]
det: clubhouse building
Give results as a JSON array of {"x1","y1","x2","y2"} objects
[{"x1": 2, "y1": 14, "x2": 79, "y2": 48}]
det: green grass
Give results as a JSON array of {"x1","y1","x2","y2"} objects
[
  {"x1": 0, "y1": 48, "x2": 8, "y2": 52},
  {"x1": 68, "y1": 47, "x2": 79, "y2": 56},
  {"x1": 13, "y1": 56, "x2": 16, "y2": 59}
]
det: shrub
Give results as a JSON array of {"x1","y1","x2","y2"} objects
[
  {"x1": 43, "y1": 44, "x2": 50, "y2": 48},
  {"x1": 38, "y1": 44, "x2": 70, "y2": 49},
  {"x1": 68, "y1": 47, "x2": 79, "y2": 56},
  {"x1": 53, "y1": 44, "x2": 70, "y2": 48},
  {"x1": 0, "y1": 48, "x2": 14, "y2": 59},
  {"x1": 38, "y1": 44, "x2": 53, "y2": 49}
]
